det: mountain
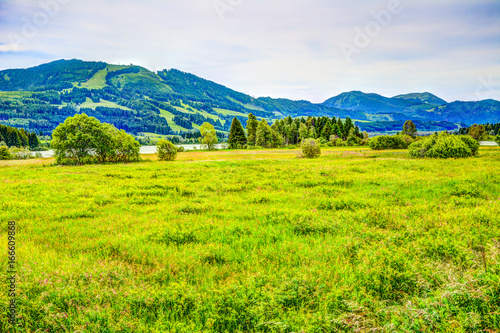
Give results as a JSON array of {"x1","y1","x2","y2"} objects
[
  {"x1": 323, "y1": 91, "x2": 414, "y2": 114},
  {"x1": 322, "y1": 91, "x2": 499, "y2": 126},
  {"x1": 428, "y1": 100, "x2": 500, "y2": 124},
  {"x1": 0, "y1": 59, "x2": 362, "y2": 135},
  {"x1": 0, "y1": 59, "x2": 499, "y2": 136},
  {"x1": 392, "y1": 92, "x2": 447, "y2": 106},
  {"x1": 0, "y1": 59, "x2": 107, "y2": 91}
]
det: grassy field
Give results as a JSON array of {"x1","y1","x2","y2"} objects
[
  {"x1": 1, "y1": 147, "x2": 500, "y2": 332},
  {"x1": 159, "y1": 109, "x2": 191, "y2": 132},
  {"x1": 79, "y1": 98, "x2": 133, "y2": 111},
  {"x1": 213, "y1": 108, "x2": 248, "y2": 117},
  {"x1": 79, "y1": 69, "x2": 108, "y2": 89}
]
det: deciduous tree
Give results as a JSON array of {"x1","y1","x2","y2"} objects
[
  {"x1": 402, "y1": 120, "x2": 418, "y2": 138},
  {"x1": 52, "y1": 113, "x2": 140, "y2": 165},
  {"x1": 199, "y1": 122, "x2": 218, "y2": 150},
  {"x1": 468, "y1": 124, "x2": 487, "y2": 141}
]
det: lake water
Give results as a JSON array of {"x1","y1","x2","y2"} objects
[
  {"x1": 31, "y1": 141, "x2": 499, "y2": 158},
  {"x1": 34, "y1": 144, "x2": 228, "y2": 158},
  {"x1": 479, "y1": 141, "x2": 499, "y2": 146}
]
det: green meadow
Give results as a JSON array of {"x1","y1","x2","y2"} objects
[{"x1": 1, "y1": 147, "x2": 500, "y2": 332}]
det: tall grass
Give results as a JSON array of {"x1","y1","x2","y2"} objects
[{"x1": 1, "y1": 147, "x2": 499, "y2": 332}]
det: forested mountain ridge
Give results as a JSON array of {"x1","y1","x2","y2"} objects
[
  {"x1": 0, "y1": 59, "x2": 353, "y2": 136},
  {"x1": 322, "y1": 91, "x2": 500, "y2": 125},
  {"x1": 0, "y1": 59, "x2": 499, "y2": 136},
  {"x1": 392, "y1": 92, "x2": 447, "y2": 106}
]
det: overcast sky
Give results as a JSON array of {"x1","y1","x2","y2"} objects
[{"x1": 0, "y1": 0, "x2": 499, "y2": 103}]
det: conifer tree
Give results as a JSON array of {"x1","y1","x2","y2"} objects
[
  {"x1": 321, "y1": 121, "x2": 332, "y2": 140},
  {"x1": 228, "y1": 117, "x2": 247, "y2": 149},
  {"x1": 246, "y1": 113, "x2": 258, "y2": 146},
  {"x1": 337, "y1": 118, "x2": 345, "y2": 139}
]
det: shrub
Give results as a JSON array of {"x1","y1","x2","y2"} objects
[
  {"x1": 408, "y1": 133, "x2": 478, "y2": 159},
  {"x1": 176, "y1": 146, "x2": 185, "y2": 152},
  {"x1": 157, "y1": 139, "x2": 178, "y2": 161},
  {"x1": 369, "y1": 135, "x2": 413, "y2": 150},
  {"x1": 458, "y1": 135, "x2": 479, "y2": 155},
  {"x1": 0, "y1": 146, "x2": 13, "y2": 160},
  {"x1": 287, "y1": 145, "x2": 296, "y2": 149},
  {"x1": 9, "y1": 147, "x2": 33, "y2": 160},
  {"x1": 52, "y1": 114, "x2": 140, "y2": 165},
  {"x1": 495, "y1": 134, "x2": 500, "y2": 146},
  {"x1": 346, "y1": 136, "x2": 361, "y2": 146},
  {"x1": 359, "y1": 137, "x2": 370, "y2": 146},
  {"x1": 330, "y1": 137, "x2": 347, "y2": 147},
  {"x1": 301, "y1": 139, "x2": 321, "y2": 158}
]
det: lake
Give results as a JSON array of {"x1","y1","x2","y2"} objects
[{"x1": 33, "y1": 144, "x2": 229, "y2": 158}]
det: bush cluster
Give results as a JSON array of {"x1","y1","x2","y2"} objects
[
  {"x1": 369, "y1": 135, "x2": 413, "y2": 150},
  {"x1": 52, "y1": 114, "x2": 141, "y2": 165},
  {"x1": 157, "y1": 139, "x2": 178, "y2": 161},
  {"x1": 409, "y1": 133, "x2": 479, "y2": 159},
  {"x1": 0, "y1": 146, "x2": 12, "y2": 160},
  {"x1": 328, "y1": 137, "x2": 347, "y2": 147},
  {"x1": 300, "y1": 139, "x2": 321, "y2": 158},
  {"x1": 0, "y1": 146, "x2": 43, "y2": 160}
]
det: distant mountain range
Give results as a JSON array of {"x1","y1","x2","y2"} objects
[{"x1": 0, "y1": 59, "x2": 499, "y2": 135}]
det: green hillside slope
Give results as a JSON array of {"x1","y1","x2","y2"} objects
[{"x1": 0, "y1": 59, "x2": 499, "y2": 136}]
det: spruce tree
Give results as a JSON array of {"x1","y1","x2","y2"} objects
[
  {"x1": 246, "y1": 113, "x2": 258, "y2": 146},
  {"x1": 228, "y1": 117, "x2": 247, "y2": 149},
  {"x1": 337, "y1": 118, "x2": 345, "y2": 139},
  {"x1": 321, "y1": 121, "x2": 332, "y2": 140}
]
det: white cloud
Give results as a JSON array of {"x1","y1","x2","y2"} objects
[{"x1": 0, "y1": 0, "x2": 499, "y2": 102}]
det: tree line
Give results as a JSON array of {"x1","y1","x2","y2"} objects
[
  {"x1": 0, "y1": 124, "x2": 39, "y2": 149},
  {"x1": 458, "y1": 122, "x2": 500, "y2": 138},
  {"x1": 227, "y1": 114, "x2": 365, "y2": 149}
]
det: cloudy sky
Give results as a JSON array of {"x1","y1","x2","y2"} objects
[{"x1": 0, "y1": 0, "x2": 499, "y2": 103}]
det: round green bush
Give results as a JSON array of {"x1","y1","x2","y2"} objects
[
  {"x1": 52, "y1": 114, "x2": 140, "y2": 165},
  {"x1": 0, "y1": 146, "x2": 13, "y2": 160},
  {"x1": 408, "y1": 133, "x2": 478, "y2": 159},
  {"x1": 330, "y1": 138, "x2": 347, "y2": 147},
  {"x1": 157, "y1": 139, "x2": 178, "y2": 161},
  {"x1": 369, "y1": 135, "x2": 413, "y2": 150},
  {"x1": 494, "y1": 134, "x2": 500, "y2": 146},
  {"x1": 301, "y1": 139, "x2": 321, "y2": 158},
  {"x1": 176, "y1": 146, "x2": 185, "y2": 152}
]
